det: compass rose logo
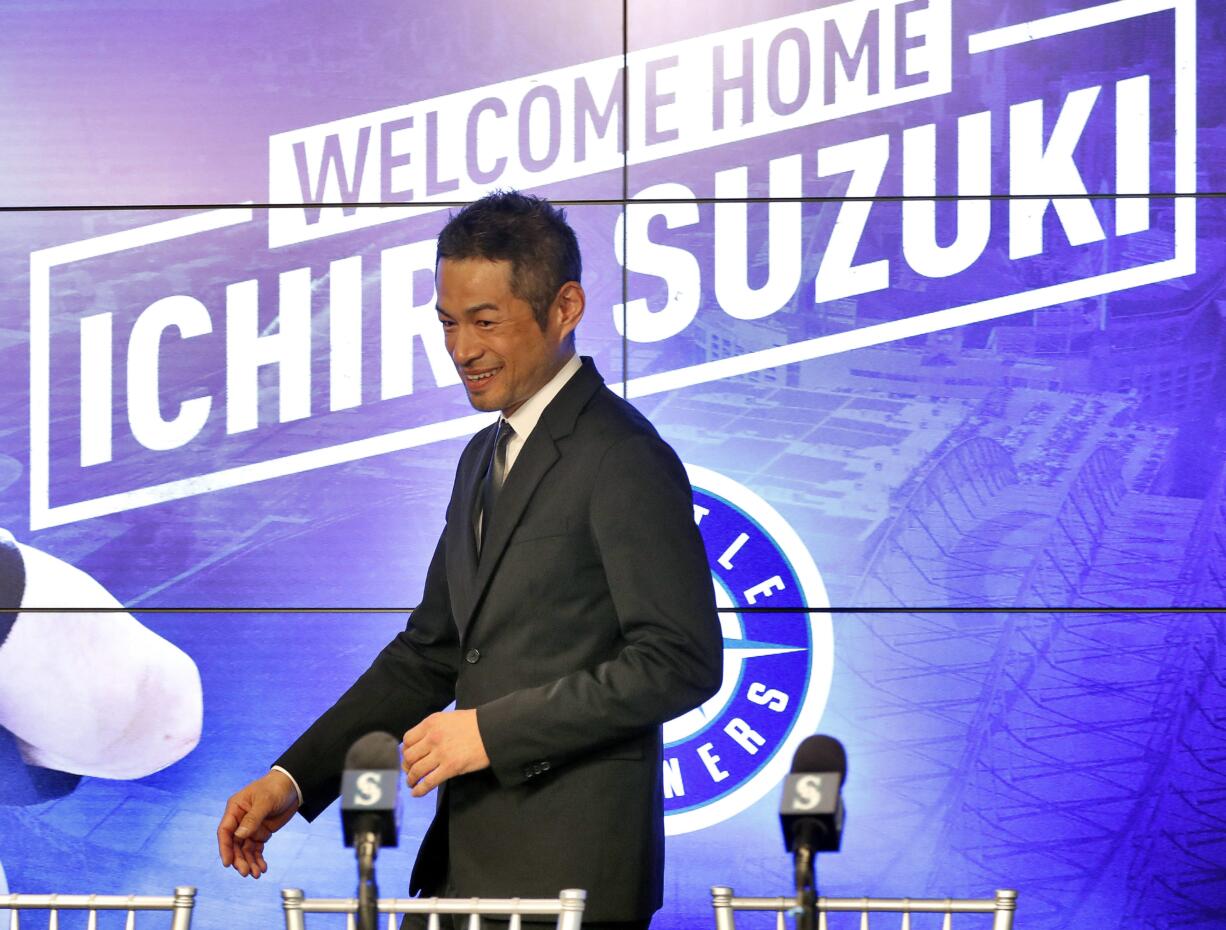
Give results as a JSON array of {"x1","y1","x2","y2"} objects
[{"x1": 664, "y1": 465, "x2": 833, "y2": 835}]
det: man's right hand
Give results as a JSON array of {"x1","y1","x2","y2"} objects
[{"x1": 217, "y1": 769, "x2": 300, "y2": 879}]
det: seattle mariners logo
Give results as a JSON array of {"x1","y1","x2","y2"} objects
[{"x1": 664, "y1": 465, "x2": 833, "y2": 835}]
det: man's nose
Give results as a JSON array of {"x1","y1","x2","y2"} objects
[{"x1": 450, "y1": 326, "x2": 481, "y2": 365}]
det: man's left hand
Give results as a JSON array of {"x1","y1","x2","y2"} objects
[{"x1": 402, "y1": 709, "x2": 490, "y2": 797}]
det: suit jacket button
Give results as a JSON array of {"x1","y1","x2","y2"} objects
[
  {"x1": 540, "y1": 761, "x2": 551, "y2": 772},
  {"x1": 465, "y1": 649, "x2": 481, "y2": 664}
]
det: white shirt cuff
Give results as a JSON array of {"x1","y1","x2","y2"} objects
[{"x1": 271, "y1": 765, "x2": 304, "y2": 807}]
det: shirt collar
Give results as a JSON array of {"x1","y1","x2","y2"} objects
[{"x1": 503, "y1": 353, "x2": 582, "y2": 442}]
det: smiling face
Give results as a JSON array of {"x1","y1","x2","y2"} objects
[{"x1": 436, "y1": 257, "x2": 584, "y2": 416}]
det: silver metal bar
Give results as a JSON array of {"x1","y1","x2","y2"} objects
[
  {"x1": 292, "y1": 897, "x2": 586, "y2": 916},
  {"x1": 991, "y1": 890, "x2": 1017, "y2": 930},
  {"x1": 282, "y1": 888, "x2": 307, "y2": 930},
  {"x1": 721, "y1": 897, "x2": 797, "y2": 913},
  {"x1": 556, "y1": 889, "x2": 585, "y2": 930},
  {"x1": 727, "y1": 896, "x2": 1010, "y2": 915},
  {"x1": 0, "y1": 896, "x2": 177, "y2": 911},
  {"x1": 170, "y1": 886, "x2": 196, "y2": 930},
  {"x1": 819, "y1": 898, "x2": 1000, "y2": 914},
  {"x1": 711, "y1": 886, "x2": 736, "y2": 930}
]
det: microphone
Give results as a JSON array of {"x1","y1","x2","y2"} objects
[
  {"x1": 779, "y1": 735, "x2": 847, "y2": 930},
  {"x1": 779, "y1": 734, "x2": 846, "y2": 854},
  {"x1": 341, "y1": 732, "x2": 401, "y2": 930}
]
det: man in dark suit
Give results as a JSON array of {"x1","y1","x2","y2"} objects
[{"x1": 217, "y1": 192, "x2": 722, "y2": 929}]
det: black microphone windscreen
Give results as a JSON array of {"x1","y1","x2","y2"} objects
[
  {"x1": 790, "y1": 735, "x2": 847, "y2": 781},
  {"x1": 341, "y1": 732, "x2": 401, "y2": 848},
  {"x1": 344, "y1": 731, "x2": 401, "y2": 771},
  {"x1": 780, "y1": 735, "x2": 847, "y2": 853}
]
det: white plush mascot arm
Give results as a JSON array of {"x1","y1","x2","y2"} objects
[{"x1": 0, "y1": 532, "x2": 203, "y2": 779}]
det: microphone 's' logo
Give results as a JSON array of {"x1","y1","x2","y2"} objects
[
  {"x1": 791, "y1": 775, "x2": 825, "y2": 811},
  {"x1": 664, "y1": 465, "x2": 833, "y2": 835},
  {"x1": 355, "y1": 771, "x2": 383, "y2": 806}
]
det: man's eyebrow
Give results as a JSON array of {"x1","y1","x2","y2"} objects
[{"x1": 435, "y1": 302, "x2": 500, "y2": 316}]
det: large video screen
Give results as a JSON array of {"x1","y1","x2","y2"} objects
[{"x1": 1, "y1": 1, "x2": 1223, "y2": 928}]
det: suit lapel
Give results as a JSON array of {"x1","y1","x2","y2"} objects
[
  {"x1": 453, "y1": 358, "x2": 604, "y2": 641},
  {"x1": 447, "y1": 423, "x2": 495, "y2": 628}
]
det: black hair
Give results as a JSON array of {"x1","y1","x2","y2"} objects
[{"x1": 436, "y1": 190, "x2": 582, "y2": 329}]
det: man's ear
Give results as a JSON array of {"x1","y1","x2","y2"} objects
[{"x1": 553, "y1": 281, "x2": 585, "y2": 340}]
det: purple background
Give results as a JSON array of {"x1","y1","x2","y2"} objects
[{"x1": 1, "y1": 2, "x2": 1224, "y2": 929}]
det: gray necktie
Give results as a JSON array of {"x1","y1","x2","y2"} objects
[{"x1": 478, "y1": 420, "x2": 514, "y2": 554}]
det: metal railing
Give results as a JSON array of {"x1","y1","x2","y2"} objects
[
  {"x1": 0, "y1": 886, "x2": 196, "y2": 930},
  {"x1": 281, "y1": 887, "x2": 586, "y2": 930},
  {"x1": 711, "y1": 886, "x2": 1017, "y2": 930}
]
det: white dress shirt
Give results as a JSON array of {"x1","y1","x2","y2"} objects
[{"x1": 500, "y1": 352, "x2": 582, "y2": 476}]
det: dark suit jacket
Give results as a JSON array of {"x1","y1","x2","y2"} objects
[{"x1": 276, "y1": 358, "x2": 722, "y2": 922}]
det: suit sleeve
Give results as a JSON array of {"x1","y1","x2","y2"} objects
[
  {"x1": 477, "y1": 432, "x2": 722, "y2": 787},
  {"x1": 274, "y1": 531, "x2": 460, "y2": 820}
]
